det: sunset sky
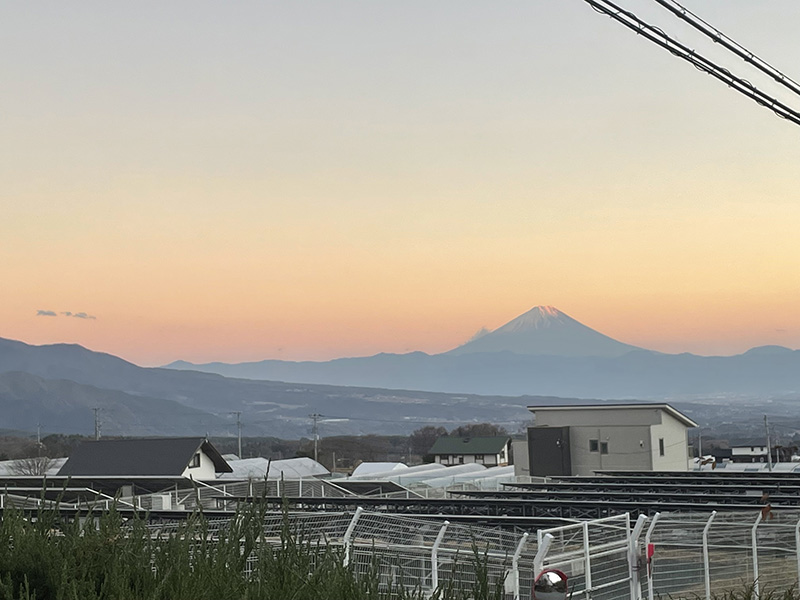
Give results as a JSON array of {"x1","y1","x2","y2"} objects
[{"x1": 3, "y1": 1, "x2": 800, "y2": 366}]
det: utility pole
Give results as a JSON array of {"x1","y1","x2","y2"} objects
[
  {"x1": 231, "y1": 412, "x2": 242, "y2": 458},
  {"x1": 92, "y1": 407, "x2": 101, "y2": 440},
  {"x1": 310, "y1": 413, "x2": 322, "y2": 463},
  {"x1": 765, "y1": 415, "x2": 773, "y2": 471},
  {"x1": 698, "y1": 429, "x2": 703, "y2": 458}
]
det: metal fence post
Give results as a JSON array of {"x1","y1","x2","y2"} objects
[
  {"x1": 430, "y1": 521, "x2": 450, "y2": 594},
  {"x1": 583, "y1": 521, "x2": 593, "y2": 598},
  {"x1": 752, "y1": 512, "x2": 763, "y2": 600},
  {"x1": 533, "y1": 532, "x2": 554, "y2": 580},
  {"x1": 511, "y1": 532, "x2": 530, "y2": 600},
  {"x1": 629, "y1": 514, "x2": 648, "y2": 600},
  {"x1": 645, "y1": 512, "x2": 661, "y2": 600},
  {"x1": 795, "y1": 517, "x2": 800, "y2": 586},
  {"x1": 702, "y1": 511, "x2": 717, "y2": 600},
  {"x1": 342, "y1": 507, "x2": 364, "y2": 567}
]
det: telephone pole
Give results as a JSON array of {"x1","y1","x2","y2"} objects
[
  {"x1": 230, "y1": 412, "x2": 242, "y2": 458},
  {"x1": 765, "y1": 415, "x2": 773, "y2": 471},
  {"x1": 310, "y1": 413, "x2": 322, "y2": 463},
  {"x1": 92, "y1": 407, "x2": 101, "y2": 440}
]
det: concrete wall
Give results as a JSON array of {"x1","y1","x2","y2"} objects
[
  {"x1": 650, "y1": 410, "x2": 691, "y2": 471},
  {"x1": 512, "y1": 439, "x2": 530, "y2": 477},
  {"x1": 569, "y1": 425, "x2": 653, "y2": 475}
]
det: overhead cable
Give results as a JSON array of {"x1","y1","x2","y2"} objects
[
  {"x1": 651, "y1": 0, "x2": 800, "y2": 99},
  {"x1": 582, "y1": 0, "x2": 800, "y2": 127}
]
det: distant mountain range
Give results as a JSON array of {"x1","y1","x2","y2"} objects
[
  {"x1": 0, "y1": 337, "x2": 535, "y2": 437},
  {"x1": 1, "y1": 306, "x2": 798, "y2": 437},
  {"x1": 165, "y1": 306, "x2": 800, "y2": 397}
]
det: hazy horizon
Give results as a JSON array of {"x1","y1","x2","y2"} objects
[{"x1": 3, "y1": 1, "x2": 799, "y2": 366}]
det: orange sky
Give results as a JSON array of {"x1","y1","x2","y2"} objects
[{"x1": 2, "y1": 2, "x2": 800, "y2": 366}]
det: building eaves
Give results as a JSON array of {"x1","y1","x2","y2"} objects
[
  {"x1": 527, "y1": 403, "x2": 698, "y2": 428},
  {"x1": 428, "y1": 436, "x2": 510, "y2": 456}
]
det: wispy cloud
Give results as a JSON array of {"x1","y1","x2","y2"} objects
[{"x1": 37, "y1": 310, "x2": 97, "y2": 320}]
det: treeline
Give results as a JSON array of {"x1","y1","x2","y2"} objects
[{"x1": 0, "y1": 423, "x2": 512, "y2": 472}]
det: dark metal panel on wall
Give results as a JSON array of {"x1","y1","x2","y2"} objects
[{"x1": 528, "y1": 426, "x2": 571, "y2": 476}]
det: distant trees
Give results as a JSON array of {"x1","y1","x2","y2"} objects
[
  {"x1": 449, "y1": 423, "x2": 508, "y2": 438},
  {"x1": 409, "y1": 426, "x2": 447, "y2": 456}
]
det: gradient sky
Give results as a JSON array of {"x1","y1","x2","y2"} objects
[{"x1": 2, "y1": 1, "x2": 800, "y2": 366}]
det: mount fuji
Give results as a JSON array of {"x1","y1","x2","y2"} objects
[{"x1": 447, "y1": 306, "x2": 642, "y2": 358}]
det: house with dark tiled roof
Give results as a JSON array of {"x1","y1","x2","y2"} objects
[
  {"x1": 57, "y1": 437, "x2": 232, "y2": 479},
  {"x1": 427, "y1": 436, "x2": 512, "y2": 468}
]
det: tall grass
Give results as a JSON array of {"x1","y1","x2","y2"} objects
[
  {"x1": 665, "y1": 583, "x2": 800, "y2": 600},
  {"x1": 0, "y1": 501, "x2": 504, "y2": 600}
]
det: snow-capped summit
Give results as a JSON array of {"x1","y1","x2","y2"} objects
[
  {"x1": 446, "y1": 306, "x2": 642, "y2": 358},
  {"x1": 492, "y1": 305, "x2": 570, "y2": 333}
]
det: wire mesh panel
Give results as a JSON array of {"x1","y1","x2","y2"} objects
[
  {"x1": 708, "y1": 513, "x2": 757, "y2": 593},
  {"x1": 538, "y1": 514, "x2": 632, "y2": 600},
  {"x1": 648, "y1": 513, "x2": 717, "y2": 598},
  {"x1": 647, "y1": 510, "x2": 800, "y2": 599},
  {"x1": 754, "y1": 512, "x2": 800, "y2": 594}
]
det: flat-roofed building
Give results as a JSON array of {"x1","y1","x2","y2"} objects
[{"x1": 526, "y1": 403, "x2": 697, "y2": 476}]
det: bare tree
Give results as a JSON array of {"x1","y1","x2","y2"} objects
[
  {"x1": 10, "y1": 456, "x2": 54, "y2": 476},
  {"x1": 409, "y1": 426, "x2": 448, "y2": 456},
  {"x1": 449, "y1": 423, "x2": 508, "y2": 438}
]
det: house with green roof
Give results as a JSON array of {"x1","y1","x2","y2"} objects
[{"x1": 427, "y1": 436, "x2": 512, "y2": 468}]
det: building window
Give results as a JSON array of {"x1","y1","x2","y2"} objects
[
  {"x1": 600, "y1": 442, "x2": 608, "y2": 455},
  {"x1": 589, "y1": 439, "x2": 599, "y2": 453},
  {"x1": 189, "y1": 453, "x2": 201, "y2": 468},
  {"x1": 475, "y1": 454, "x2": 485, "y2": 461},
  {"x1": 458, "y1": 456, "x2": 464, "y2": 464},
  {"x1": 659, "y1": 438, "x2": 665, "y2": 457}
]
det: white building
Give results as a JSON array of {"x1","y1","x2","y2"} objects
[
  {"x1": 526, "y1": 404, "x2": 697, "y2": 476},
  {"x1": 730, "y1": 443, "x2": 768, "y2": 463}
]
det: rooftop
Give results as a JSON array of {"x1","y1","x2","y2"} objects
[{"x1": 428, "y1": 436, "x2": 511, "y2": 456}]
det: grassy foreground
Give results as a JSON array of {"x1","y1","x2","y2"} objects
[{"x1": 0, "y1": 502, "x2": 504, "y2": 600}]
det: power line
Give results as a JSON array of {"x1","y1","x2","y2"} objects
[
  {"x1": 650, "y1": 0, "x2": 800, "y2": 99},
  {"x1": 582, "y1": 0, "x2": 800, "y2": 127}
]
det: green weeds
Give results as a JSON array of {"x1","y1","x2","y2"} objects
[{"x1": 0, "y1": 502, "x2": 503, "y2": 600}]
